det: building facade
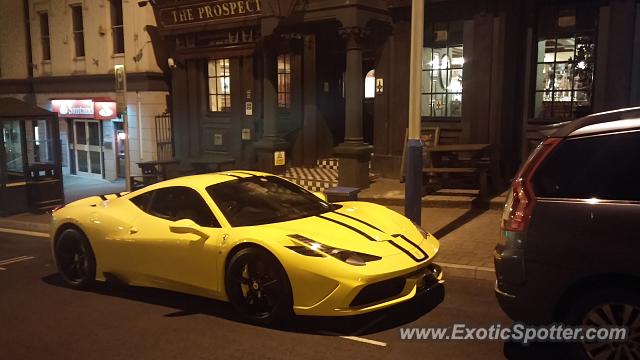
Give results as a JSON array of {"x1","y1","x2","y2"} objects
[
  {"x1": 146, "y1": 0, "x2": 640, "y2": 188},
  {"x1": 0, "y1": 0, "x2": 169, "y2": 182}
]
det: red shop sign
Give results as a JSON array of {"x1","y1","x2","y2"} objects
[
  {"x1": 51, "y1": 99, "x2": 117, "y2": 120},
  {"x1": 94, "y1": 102, "x2": 117, "y2": 120},
  {"x1": 51, "y1": 99, "x2": 94, "y2": 118}
]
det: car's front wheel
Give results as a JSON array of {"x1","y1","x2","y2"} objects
[
  {"x1": 225, "y1": 247, "x2": 292, "y2": 325},
  {"x1": 54, "y1": 228, "x2": 96, "y2": 289},
  {"x1": 564, "y1": 287, "x2": 640, "y2": 360}
]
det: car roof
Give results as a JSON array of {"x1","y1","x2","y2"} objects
[
  {"x1": 551, "y1": 107, "x2": 640, "y2": 138},
  {"x1": 137, "y1": 170, "x2": 271, "y2": 192}
]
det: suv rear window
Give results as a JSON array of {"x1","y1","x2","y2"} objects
[{"x1": 532, "y1": 130, "x2": 640, "y2": 201}]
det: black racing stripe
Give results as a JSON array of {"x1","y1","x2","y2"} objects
[
  {"x1": 114, "y1": 192, "x2": 122, "y2": 197},
  {"x1": 387, "y1": 240, "x2": 424, "y2": 262},
  {"x1": 332, "y1": 211, "x2": 384, "y2": 233},
  {"x1": 316, "y1": 214, "x2": 376, "y2": 242},
  {"x1": 99, "y1": 194, "x2": 108, "y2": 201},
  {"x1": 391, "y1": 234, "x2": 429, "y2": 262},
  {"x1": 231, "y1": 171, "x2": 257, "y2": 177}
]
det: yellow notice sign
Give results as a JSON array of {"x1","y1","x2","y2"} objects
[{"x1": 274, "y1": 151, "x2": 285, "y2": 166}]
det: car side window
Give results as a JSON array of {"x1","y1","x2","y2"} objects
[
  {"x1": 532, "y1": 130, "x2": 640, "y2": 201},
  {"x1": 130, "y1": 191, "x2": 152, "y2": 211},
  {"x1": 143, "y1": 186, "x2": 221, "y2": 228}
]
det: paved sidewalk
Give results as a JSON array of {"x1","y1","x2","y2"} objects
[
  {"x1": 388, "y1": 206, "x2": 499, "y2": 280},
  {"x1": 359, "y1": 178, "x2": 507, "y2": 210},
  {"x1": 63, "y1": 175, "x2": 125, "y2": 204}
]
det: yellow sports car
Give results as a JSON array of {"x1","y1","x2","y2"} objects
[{"x1": 50, "y1": 171, "x2": 444, "y2": 324}]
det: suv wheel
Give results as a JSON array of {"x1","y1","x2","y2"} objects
[{"x1": 564, "y1": 287, "x2": 640, "y2": 359}]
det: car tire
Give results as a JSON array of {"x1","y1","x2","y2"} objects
[
  {"x1": 54, "y1": 228, "x2": 97, "y2": 289},
  {"x1": 225, "y1": 247, "x2": 293, "y2": 326},
  {"x1": 563, "y1": 286, "x2": 640, "y2": 360}
]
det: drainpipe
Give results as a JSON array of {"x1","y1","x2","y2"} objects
[
  {"x1": 23, "y1": 0, "x2": 35, "y2": 103},
  {"x1": 137, "y1": 92, "x2": 143, "y2": 160}
]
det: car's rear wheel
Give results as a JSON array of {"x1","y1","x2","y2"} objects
[
  {"x1": 225, "y1": 247, "x2": 292, "y2": 325},
  {"x1": 54, "y1": 228, "x2": 96, "y2": 289},
  {"x1": 564, "y1": 287, "x2": 640, "y2": 360}
]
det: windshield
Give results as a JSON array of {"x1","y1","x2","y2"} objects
[{"x1": 206, "y1": 176, "x2": 332, "y2": 227}]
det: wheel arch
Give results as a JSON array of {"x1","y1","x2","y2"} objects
[
  {"x1": 53, "y1": 222, "x2": 87, "y2": 247},
  {"x1": 222, "y1": 241, "x2": 293, "y2": 298},
  {"x1": 554, "y1": 272, "x2": 640, "y2": 321}
]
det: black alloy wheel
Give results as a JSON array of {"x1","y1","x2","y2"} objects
[
  {"x1": 54, "y1": 228, "x2": 96, "y2": 288},
  {"x1": 225, "y1": 247, "x2": 292, "y2": 325},
  {"x1": 565, "y1": 287, "x2": 640, "y2": 360}
]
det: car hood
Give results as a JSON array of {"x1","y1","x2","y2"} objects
[{"x1": 255, "y1": 201, "x2": 435, "y2": 258}]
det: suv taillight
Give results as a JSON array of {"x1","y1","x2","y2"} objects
[{"x1": 501, "y1": 137, "x2": 561, "y2": 232}]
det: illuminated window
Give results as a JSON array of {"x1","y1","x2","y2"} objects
[
  {"x1": 277, "y1": 54, "x2": 291, "y2": 108},
  {"x1": 533, "y1": 7, "x2": 596, "y2": 123},
  {"x1": 421, "y1": 22, "x2": 463, "y2": 119},
  {"x1": 208, "y1": 59, "x2": 231, "y2": 112},
  {"x1": 364, "y1": 69, "x2": 375, "y2": 99},
  {"x1": 71, "y1": 5, "x2": 85, "y2": 57}
]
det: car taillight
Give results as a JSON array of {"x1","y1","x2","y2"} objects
[
  {"x1": 501, "y1": 137, "x2": 561, "y2": 233},
  {"x1": 51, "y1": 205, "x2": 64, "y2": 214}
]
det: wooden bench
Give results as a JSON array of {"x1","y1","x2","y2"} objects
[
  {"x1": 422, "y1": 167, "x2": 488, "y2": 199},
  {"x1": 423, "y1": 144, "x2": 496, "y2": 199}
]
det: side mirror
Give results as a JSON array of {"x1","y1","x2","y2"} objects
[
  {"x1": 169, "y1": 219, "x2": 209, "y2": 241},
  {"x1": 312, "y1": 191, "x2": 328, "y2": 202}
]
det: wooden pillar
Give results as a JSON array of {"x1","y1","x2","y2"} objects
[
  {"x1": 302, "y1": 34, "x2": 318, "y2": 167},
  {"x1": 334, "y1": 26, "x2": 373, "y2": 188},
  {"x1": 254, "y1": 17, "x2": 289, "y2": 174}
]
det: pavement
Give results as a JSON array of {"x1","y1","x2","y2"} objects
[
  {"x1": 359, "y1": 177, "x2": 508, "y2": 210},
  {"x1": 0, "y1": 176, "x2": 502, "y2": 281}
]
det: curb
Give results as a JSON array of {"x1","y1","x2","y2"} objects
[
  {"x1": 438, "y1": 262, "x2": 495, "y2": 281},
  {"x1": 0, "y1": 219, "x2": 49, "y2": 234},
  {"x1": 359, "y1": 196, "x2": 505, "y2": 210}
]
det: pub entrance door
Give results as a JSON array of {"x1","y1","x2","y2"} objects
[{"x1": 201, "y1": 56, "x2": 255, "y2": 166}]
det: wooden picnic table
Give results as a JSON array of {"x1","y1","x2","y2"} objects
[
  {"x1": 137, "y1": 159, "x2": 180, "y2": 180},
  {"x1": 423, "y1": 143, "x2": 503, "y2": 198}
]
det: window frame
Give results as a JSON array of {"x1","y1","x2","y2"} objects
[
  {"x1": 39, "y1": 12, "x2": 51, "y2": 61},
  {"x1": 531, "y1": 5, "x2": 597, "y2": 124},
  {"x1": 532, "y1": 130, "x2": 640, "y2": 202},
  {"x1": 131, "y1": 186, "x2": 222, "y2": 228},
  {"x1": 110, "y1": 0, "x2": 124, "y2": 54},
  {"x1": 421, "y1": 21, "x2": 464, "y2": 121},
  {"x1": 71, "y1": 5, "x2": 85, "y2": 58},
  {"x1": 277, "y1": 53, "x2": 292, "y2": 109},
  {"x1": 207, "y1": 58, "x2": 231, "y2": 113}
]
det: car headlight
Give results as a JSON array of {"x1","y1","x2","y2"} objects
[
  {"x1": 286, "y1": 235, "x2": 381, "y2": 266},
  {"x1": 412, "y1": 221, "x2": 429, "y2": 239}
]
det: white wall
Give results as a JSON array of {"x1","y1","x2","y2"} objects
[
  {"x1": 0, "y1": 0, "x2": 30, "y2": 79},
  {"x1": 27, "y1": 0, "x2": 161, "y2": 77}
]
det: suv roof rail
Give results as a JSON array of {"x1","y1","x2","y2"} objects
[{"x1": 551, "y1": 107, "x2": 640, "y2": 138}]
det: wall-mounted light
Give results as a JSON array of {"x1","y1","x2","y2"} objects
[{"x1": 167, "y1": 57, "x2": 177, "y2": 69}]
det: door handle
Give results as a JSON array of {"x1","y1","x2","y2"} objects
[{"x1": 129, "y1": 227, "x2": 139, "y2": 234}]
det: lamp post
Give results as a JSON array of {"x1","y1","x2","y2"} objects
[{"x1": 405, "y1": 0, "x2": 425, "y2": 224}]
